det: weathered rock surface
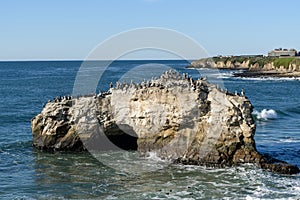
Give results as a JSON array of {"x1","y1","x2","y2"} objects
[{"x1": 31, "y1": 70, "x2": 299, "y2": 174}]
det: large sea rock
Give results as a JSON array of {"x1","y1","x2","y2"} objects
[{"x1": 31, "y1": 70, "x2": 299, "y2": 174}]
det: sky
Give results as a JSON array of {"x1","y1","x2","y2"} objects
[{"x1": 0, "y1": 0, "x2": 300, "y2": 60}]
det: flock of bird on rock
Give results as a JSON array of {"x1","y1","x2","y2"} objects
[{"x1": 47, "y1": 69, "x2": 245, "y2": 105}]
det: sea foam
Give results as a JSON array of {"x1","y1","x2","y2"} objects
[{"x1": 252, "y1": 109, "x2": 278, "y2": 120}]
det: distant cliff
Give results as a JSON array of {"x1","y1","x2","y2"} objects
[
  {"x1": 31, "y1": 70, "x2": 299, "y2": 174},
  {"x1": 190, "y1": 56, "x2": 300, "y2": 77}
]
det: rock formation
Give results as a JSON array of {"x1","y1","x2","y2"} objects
[
  {"x1": 31, "y1": 70, "x2": 299, "y2": 174},
  {"x1": 190, "y1": 56, "x2": 300, "y2": 78}
]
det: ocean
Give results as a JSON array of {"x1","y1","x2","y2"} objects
[{"x1": 0, "y1": 60, "x2": 299, "y2": 199}]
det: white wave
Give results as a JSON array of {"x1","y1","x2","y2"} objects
[
  {"x1": 217, "y1": 75, "x2": 231, "y2": 79},
  {"x1": 235, "y1": 76, "x2": 300, "y2": 81},
  {"x1": 145, "y1": 151, "x2": 165, "y2": 162},
  {"x1": 252, "y1": 109, "x2": 278, "y2": 120},
  {"x1": 278, "y1": 138, "x2": 300, "y2": 143},
  {"x1": 193, "y1": 68, "x2": 235, "y2": 78},
  {"x1": 216, "y1": 72, "x2": 235, "y2": 79},
  {"x1": 293, "y1": 186, "x2": 300, "y2": 191}
]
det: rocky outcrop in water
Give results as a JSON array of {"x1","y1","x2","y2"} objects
[{"x1": 31, "y1": 70, "x2": 299, "y2": 174}]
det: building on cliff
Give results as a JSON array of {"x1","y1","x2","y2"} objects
[{"x1": 268, "y1": 48, "x2": 298, "y2": 57}]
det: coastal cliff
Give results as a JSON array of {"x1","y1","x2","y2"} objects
[
  {"x1": 190, "y1": 56, "x2": 300, "y2": 77},
  {"x1": 31, "y1": 70, "x2": 299, "y2": 174}
]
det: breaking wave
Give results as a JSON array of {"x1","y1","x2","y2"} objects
[
  {"x1": 252, "y1": 109, "x2": 278, "y2": 120},
  {"x1": 233, "y1": 75, "x2": 300, "y2": 81}
]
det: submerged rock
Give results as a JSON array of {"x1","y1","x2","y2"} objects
[{"x1": 31, "y1": 70, "x2": 299, "y2": 175}]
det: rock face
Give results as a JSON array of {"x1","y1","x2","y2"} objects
[
  {"x1": 31, "y1": 70, "x2": 299, "y2": 174},
  {"x1": 190, "y1": 58, "x2": 250, "y2": 69}
]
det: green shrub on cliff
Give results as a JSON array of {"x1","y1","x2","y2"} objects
[
  {"x1": 273, "y1": 58, "x2": 300, "y2": 68},
  {"x1": 204, "y1": 56, "x2": 300, "y2": 70},
  {"x1": 248, "y1": 57, "x2": 274, "y2": 67}
]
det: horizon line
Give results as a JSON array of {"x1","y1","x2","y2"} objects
[
  {"x1": 0, "y1": 58, "x2": 198, "y2": 62},
  {"x1": 0, "y1": 52, "x2": 278, "y2": 62}
]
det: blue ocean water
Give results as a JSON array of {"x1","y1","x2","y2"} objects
[{"x1": 0, "y1": 60, "x2": 299, "y2": 199}]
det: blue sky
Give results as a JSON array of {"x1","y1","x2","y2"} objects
[{"x1": 0, "y1": 0, "x2": 299, "y2": 60}]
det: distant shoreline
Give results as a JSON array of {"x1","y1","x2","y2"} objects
[{"x1": 189, "y1": 55, "x2": 300, "y2": 78}]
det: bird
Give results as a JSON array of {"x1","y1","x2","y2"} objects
[{"x1": 241, "y1": 88, "x2": 245, "y2": 96}]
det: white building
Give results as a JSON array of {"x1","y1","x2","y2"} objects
[{"x1": 268, "y1": 48, "x2": 297, "y2": 57}]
